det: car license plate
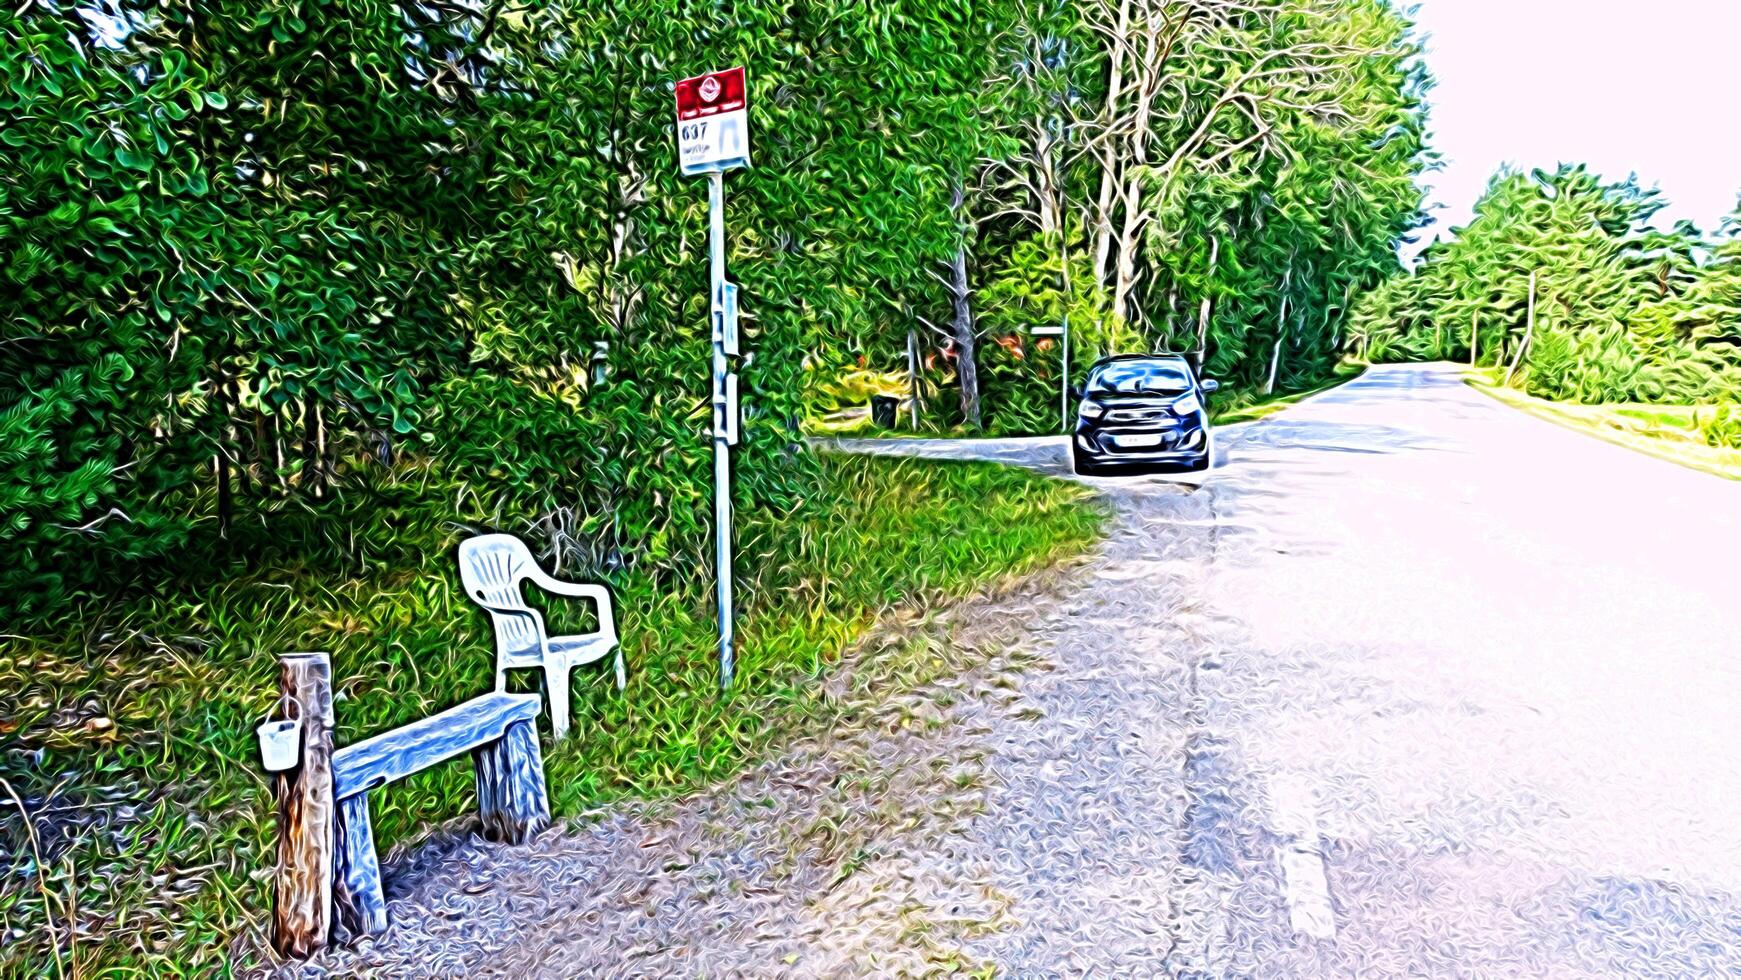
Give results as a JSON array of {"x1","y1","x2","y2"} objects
[{"x1": 1114, "y1": 433, "x2": 1165, "y2": 449}]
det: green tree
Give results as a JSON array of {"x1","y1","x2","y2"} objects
[{"x1": 1349, "y1": 164, "x2": 1731, "y2": 406}]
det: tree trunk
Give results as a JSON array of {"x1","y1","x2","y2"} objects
[
  {"x1": 1470, "y1": 309, "x2": 1479, "y2": 367},
  {"x1": 225, "y1": 377, "x2": 252, "y2": 502},
  {"x1": 1196, "y1": 235, "x2": 1220, "y2": 358},
  {"x1": 1109, "y1": 164, "x2": 1151, "y2": 323},
  {"x1": 1108, "y1": 45, "x2": 1160, "y2": 321},
  {"x1": 314, "y1": 400, "x2": 328, "y2": 495},
  {"x1": 212, "y1": 364, "x2": 236, "y2": 535},
  {"x1": 906, "y1": 329, "x2": 921, "y2": 429},
  {"x1": 951, "y1": 243, "x2": 982, "y2": 430},
  {"x1": 271, "y1": 411, "x2": 286, "y2": 493},
  {"x1": 253, "y1": 410, "x2": 269, "y2": 491},
  {"x1": 1266, "y1": 294, "x2": 1289, "y2": 395},
  {"x1": 949, "y1": 184, "x2": 983, "y2": 430},
  {"x1": 216, "y1": 451, "x2": 232, "y2": 536},
  {"x1": 301, "y1": 395, "x2": 320, "y2": 499},
  {"x1": 215, "y1": 412, "x2": 232, "y2": 539},
  {"x1": 1091, "y1": 0, "x2": 1134, "y2": 287},
  {"x1": 1505, "y1": 271, "x2": 1537, "y2": 386},
  {"x1": 1035, "y1": 114, "x2": 1059, "y2": 235}
]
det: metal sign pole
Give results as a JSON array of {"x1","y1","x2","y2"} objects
[
  {"x1": 708, "y1": 170, "x2": 735, "y2": 691},
  {"x1": 676, "y1": 66, "x2": 749, "y2": 692},
  {"x1": 1035, "y1": 323, "x2": 1070, "y2": 432},
  {"x1": 1060, "y1": 313, "x2": 1071, "y2": 433}
]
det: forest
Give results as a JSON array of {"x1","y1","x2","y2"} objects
[
  {"x1": 1, "y1": 0, "x2": 1430, "y2": 972},
  {"x1": 1349, "y1": 165, "x2": 1741, "y2": 448},
  {"x1": 2, "y1": 0, "x2": 1432, "y2": 619}
]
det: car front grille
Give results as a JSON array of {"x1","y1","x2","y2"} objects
[{"x1": 1103, "y1": 407, "x2": 1175, "y2": 424}]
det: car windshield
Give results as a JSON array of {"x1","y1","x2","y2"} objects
[{"x1": 1088, "y1": 360, "x2": 1193, "y2": 396}]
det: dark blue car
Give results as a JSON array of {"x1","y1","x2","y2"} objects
[{"x1": 1072, "y1": 354, "x2": 1218, "y2": 475}]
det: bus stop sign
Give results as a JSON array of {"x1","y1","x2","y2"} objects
[{"x1": 675, "y1": 67, "x2": 751, "y2": 175}]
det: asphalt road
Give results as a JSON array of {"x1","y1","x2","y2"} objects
[{"x1": 845, "y1": 362, "x2": 1741, "y2": 976}]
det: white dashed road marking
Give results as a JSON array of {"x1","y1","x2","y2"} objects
[{"x1": 1270, "y1": 774, "x2": 1337, "y2": 940}]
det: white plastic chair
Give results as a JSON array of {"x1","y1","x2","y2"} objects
[{"x1": 457, "y1": 534, "x2": 623, "y2": 740}]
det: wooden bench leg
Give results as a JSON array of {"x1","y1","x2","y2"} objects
[
  {"x1": 473, "y1": 718, "x2": 551, "y2": 844},
  {"x1": 332, "y1": 793, "x2": 388, "y2": 941}
]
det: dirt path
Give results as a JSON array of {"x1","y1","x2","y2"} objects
[{"x1": 263, "y1": 472, "x2": 1214, "y2": 977}]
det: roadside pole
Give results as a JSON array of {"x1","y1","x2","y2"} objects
[
  {"x1": 906, "y1": 329, "x2": 921, "y2": 429},
  {"x1": 1033, "y1": 323, "x2": 1068, "y2": 431},
  {"x1": 676, "y1": 67, "x2": 751, "y2": 690},
  {"x1": 708, "y1": 171, "x2": 735, "y2": 690},
  {"x1": 1061, "y1": 313, "x2": 1071, "y2": 432}
]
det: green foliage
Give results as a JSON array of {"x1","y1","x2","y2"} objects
[
  {"x1": 1, "y1": 0, "x2": 1047, "y2": 616},
  {"x1": 1350, "y1": 166, "x2": 1741, "y2": 408},
  {"x1": 1705, "y1": 402, "x2": 1741, "y2": 450},
  {"x1": 1137, "y1": 0, "x2": 1432, "y2": 396},
  {"x1": 866, "y1": 0, "x2": 1436, "y2": 431}
]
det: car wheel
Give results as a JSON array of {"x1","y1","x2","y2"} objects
[
  {"x1": 1072, "y1": 449, "x2": 1103, "y2": 477},
  {"x1": 1190, "y1": 428, "x2": 1215, "y2": 472}
]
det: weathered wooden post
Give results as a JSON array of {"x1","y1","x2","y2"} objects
[
  {"x1": 271, "y1": 652, "x2": 336, "y2": 957},
  {"x1": 473, "y1": 717, "x2": 552, "y2": 843}
]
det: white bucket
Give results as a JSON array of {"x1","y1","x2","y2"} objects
[{"x1": 257, "y1": 717, "x2": 303, "y2": 772}]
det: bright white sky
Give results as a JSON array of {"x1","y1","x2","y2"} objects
[{"x1": 1407, "y1": 0, "x2": 1741, "y2": 252}]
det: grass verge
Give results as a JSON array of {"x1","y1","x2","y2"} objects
[
  {"x1": 0, "y1": 454, "x2": 1105, "y2": 978},
  {"x1": 1210, "y1": 361, "x2": 1367, "y2": 425},
  {"x1": 1464, "y1": 370, "x2": 1741, "y2": 481}
]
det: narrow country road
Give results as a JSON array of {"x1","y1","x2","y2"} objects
[
  {"x1": 845, "y1": 361, "x2": 1741, "y2": 976},
  {"x1": 282, "y1": 362, "x2": 1741, "y2": 977}
]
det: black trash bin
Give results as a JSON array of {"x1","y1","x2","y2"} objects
[{"x1": 869, "y1": 395, "x2": 899, "y2": 429}]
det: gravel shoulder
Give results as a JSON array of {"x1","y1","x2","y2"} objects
[{"x1": 259, "y1": 492, "x2": 1208, "y2": 977}]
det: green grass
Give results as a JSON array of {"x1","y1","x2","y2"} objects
[
  {"x1": 0, "y1": 454, "x2": 1105, "y2": 978},
  {"x1": 1464, "y1": 370, "x2": 1741, "y2": 481}
]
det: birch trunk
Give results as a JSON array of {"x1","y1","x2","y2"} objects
[
  {"x1": 301, "y1": 396, "x2": 319, "y2": 500},
  {"x1": 1265, "y1": 294, "x2": 1289, "y2": 395},
  {"x1": 951, "y1": 243, "x2": 982, "y2": 430},
  {"x1": 906, "y1": 329, "x2": 922, "y2": 429},
  {"x1": 1505, "y1": 271, "x2": 1537, "y2": 386},
  {"x1": 1196, "y1": 235, "x2": 1219, "y2": 358},
  {"x1": 948, "y1": 183, "x2": 983, "y2": 428},
  {"x1": 1035, "y1": 114, "x2": 1059, "y2": 235},
  {"x1": 1108, "y1": 19, "x2": 1162, "y2": 321},
  {"x1": 1091, "y1": 0, "x2": 1134, "y2": 287}
]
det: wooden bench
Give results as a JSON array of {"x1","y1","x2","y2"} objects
[{"x1": 268, "y1": 653, "x2": 551, "y2": 956}]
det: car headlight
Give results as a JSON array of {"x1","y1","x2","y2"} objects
[
  {"x1": 1078, "y1": 399, "x2": 1106, "y2": 421},
  {"x1": 1173, "y1": 393, "x2": 1202, "y2": 416}
]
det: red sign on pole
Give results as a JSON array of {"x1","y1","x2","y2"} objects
[
  {"x1": 676, "y1": 67, "x2": 747, "y2": 120},
  {"x1": 674, "y1": 67, "x2": 750, "y2": 175}
]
